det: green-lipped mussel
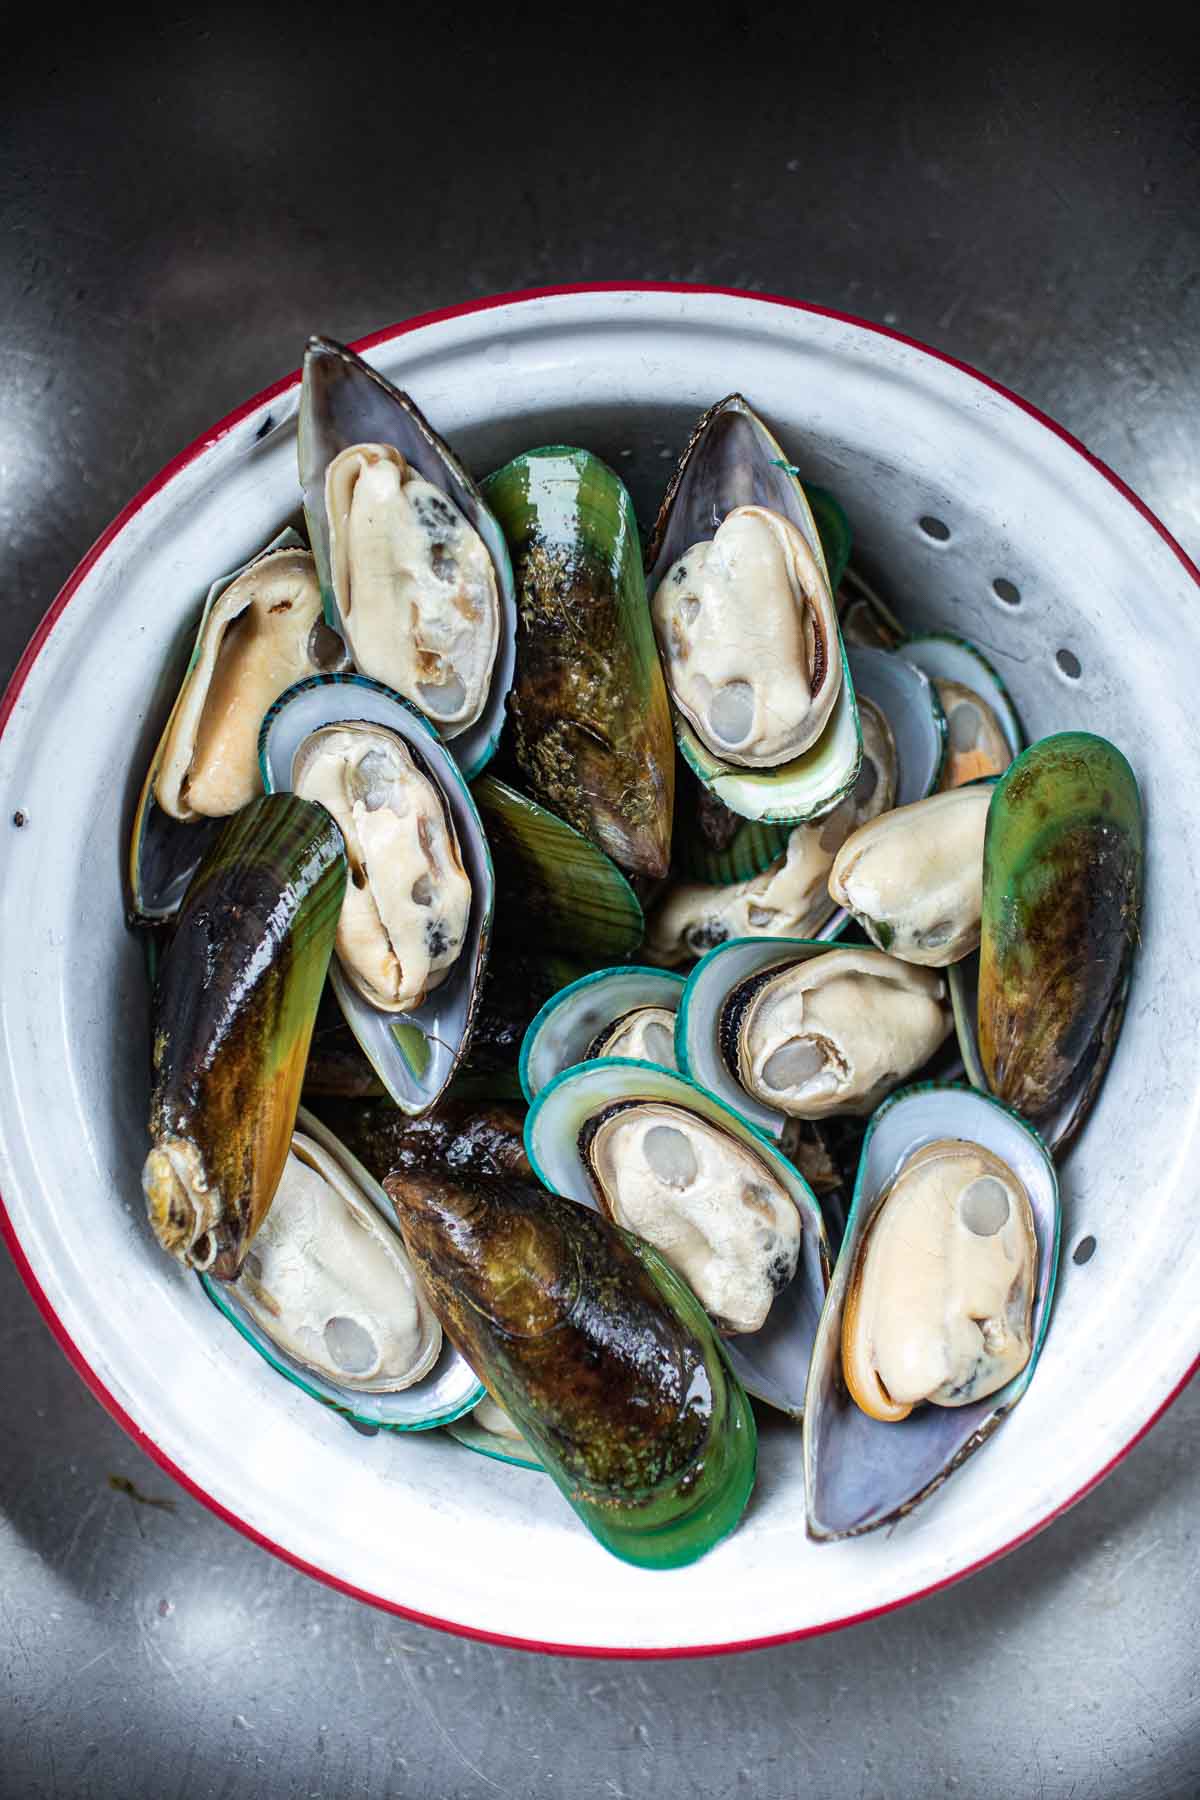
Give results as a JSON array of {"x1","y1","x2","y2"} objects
[
  {"x1": 677, "y1": 938, "x2": 952, "y2": 1140},
  {"x1": 519, "y1": 966, "x2": 685, "y2": 1101},
  {"x1": 298, "y1": 336, "x2": 517, "y2": 780},
  {"x1": 385, "y1": 1169, "x2": 756, "y2": 1569},
  {"x1": 976, "y1": 732, "x2": 1143, "y2": 1154},
  {"x1": 260, "y1": 674, "x2": 494, "y2": 1117},
  {"x1": 472, "y1": 775, "x2": 644, "y2": 961},
  {"x1": 128, "y1": 530, "x2": 348, "y2": 922},
  {"x1": 482, "y1": 446, "x2": 675, "y2": 880},
  {"x1": 828, "y1": 783, "x2": 993, "y2": 967},
  {"x1": 803, "y1": 1084, "x2": 1060, "y2": 1539},
  {"x1": 644, "y1": 394, "x2": 861, "y2": 823},
  {"x1": 525, "y1": 1059, "x2": 829, "y2": 1416},
  {"x1": 305, "y1": 1096, "x2": 532, "y2": 1188},
  {"x1": 142, "y1": 794, "x2": 346, "y2": 1277}
]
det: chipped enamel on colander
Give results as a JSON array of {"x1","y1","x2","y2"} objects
[{"x1": 0, "y1": 288, "x2": 1192, "y2": 1656}]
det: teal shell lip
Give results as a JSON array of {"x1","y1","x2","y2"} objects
[
  {"x1": 200, "y1": 1107, "x2": 484, "y2": 1432},
  {"x1": 900, "y1": 632, "x2": 1025, "y2": 759},
  {"x1": 446, "y1": 1414, "x2": 546, "y2": 1471},
  {"x1": 803, "y1": 1081, "x2": 1060, "y2": 1542},
  {"x1": 644, "y1": 393, "x2": 863, "y2": 825},
  {"x1": 518, "y1": 965, "x2": 686, "y2": 1103},
  {"x1": 676, "y1": 936, "x2": 843, "y2": 1141},
  {"x1": 259, "y1": 672, "x2": 495, "y2": 1117},
  {"x1": 524, "y1": 1055, "x2": 829, "y2": 1417},
  {"x1": 297, "y1": 335, "x2": 517, "y2": 782}
]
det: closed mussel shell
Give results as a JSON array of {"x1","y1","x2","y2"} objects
[
  {"x1": 977, "y1": 732, "x2": 1144, "y2": 1153},
  {"x1": 482, "y1": 446, "x2": 675, "y2": 880},
  {"x1": 142, "y1": 793, "x2": 347, "y2": 1278},
  {"x1": 386, "y1": 1170, "x2": 756, "y2": 1569}
]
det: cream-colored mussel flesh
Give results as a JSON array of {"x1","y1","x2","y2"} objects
[
  {"x1": 651, "y1": 505, "x2": 841, "y2": 767},
  {"x1": 935, "y1": 680, "x2": 1013, "y2": 789},
  {"x1": 645, "y1": 697, "x2": 896, "y2": 967},
  {"x1": 828, "y1": 783, "x2": 991, "y2": 966},
  {"x1": 326, "y1": 443, "x2": 499, "y2": 735},
  {"x1": 156, "y1": 549, "x2": 337, "y2": 820},
  {"x1": 842, "y1": 1138, "x2": 1037, "y2": 1421},
  {"x1": 587, "y1": 1007, "x2": 678, "y2": 1068},
  {"x1": 294, "y1": 723, "x2": 471, "y2": 1011},
  {"x1": 230, "y1": 1132, "x2": 441, "y2": 1391},
  {"x1": 582, "y1": 1103, "x2": 801, "y2": 1333},
  {"x1": 730, "y1": 949, "x2": 951, "y2": 1119}
]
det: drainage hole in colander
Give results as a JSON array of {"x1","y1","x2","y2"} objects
[
  {"x1": 993, "y1": 577, "x2": 1021, "y2": 606},
  {"x1": 1056, "y1": 648, "x2": 1082, "y2": 680},
  {"x1": 1073, "y1": 1235, "x2": 1097, "y2": 1266},
  {"x1": 919, "y1": 515, "x2": 951, "y2": 542}
]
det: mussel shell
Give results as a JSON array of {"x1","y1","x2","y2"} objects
[
  {"x1": 472, "y1": 775, "x2": 644, "y2": 962},
  {"x1": 672, "y1": 759, "x2": 792, "y2": 885},
  {"x1": 901, "y1": 634, "x2": 1024, "y2": 767},
  {"x1": 303, "y1": 1096, "x2": 532, "y2": 1188},
  {"x1": 519, "y1": 966, "x2": 685, "y2": 1101},
  {"x1": 677, "y1": 937, "x2": 848, "y2": 1140},
  {"x1": 803, "y1": 1083, "x2": 1060, "y2": 1540},
  {"x1": 259, "y1": 673, "x2": 494, "y2": 1117},
  {"x1": 644, "y1": 394, "x2": 862, "y2": 824},
  {"x1": 802, "y1": 483, "x2": 854, "y2": 592},
  {"x1": 128, "y1": 528, "x2": 320, "y2": 923},
  {"x1": 482, "y1": 446, "x2": 675, "y2": 880},
  {"x1": 386, "y1": 1170, "x2": 756, "y2": 1569},
  {"x1": 298, "y1": 336, "x2": 517, "y2": 780},
  {"x1": 143, "y1": 794, "x2": 346, "y2": 1277},
  {"x1": 202, "y1": 1106, "x2": 483, "y2": 1430},
  {"x1": 446, "y1": 1407, "x2": 545, "y2": 1470},
  {"x1": 977, "y1": 732, "x2": 1143, "y2": 1154},
  {"x1": 846, "y1": 644, "x2": 946, "y2": 804},
  {"x1": 524, "y1": 1058, "x2": 829, "y2": 1416}
]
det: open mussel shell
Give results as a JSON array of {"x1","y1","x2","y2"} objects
[
  {"x1": 525, "y1": 1059, "x2": 829, "y2": 1416},
  {"x1": 846, "y1": 644, "x2": 946, "y2": 804},
  {"x1": 298, "y1": 336, "x2": 517, "y2": 780},
  {"x1": 976, "y1": 732, "x2": 1144, "y2": 1155},
  {"x1": 644, "y1": 394, "x2": 862, "y2": 823},
  {"x1": 142, "y1": 794, "x2": 347, "y2": 1277},
  {"x1": 901, "y1": 634, "x2": 1024, "y2": 786},
  {"x1": 386, "y1": 1169, "x2": 756, "y2": 1568},
  {"x1": 447, "y1": 1396, "x2": 545, "y2": 1471},
  {"x1": 128, "y1": 528, "x2": 345, "y2": 922},
  {"x1": 482, "y1": 446, "x2": 675, "y2": 880},
  {"x1": 519, "y1": 966, "x2": 685, "y2": 1101},
  {"x1": 677, "y1": 938, "x2": 837, "y2": 1140},
  {"x1": 259, "y1": 673, "x2": 494, "y2": 1117},
  {"x1": 201, "y1": 1107, "x2": 483, "y2": 1430},
  {"x1": 803, "y1": 1083, "x2": 1060, "y2": 1541},
  {"x1": 472, "y1": 775, "x2": 644, "y2": 961}
]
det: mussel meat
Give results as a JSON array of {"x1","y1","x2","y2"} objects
[{"x1": 828, "y1": 783, "x2": 992, "y2": 966}]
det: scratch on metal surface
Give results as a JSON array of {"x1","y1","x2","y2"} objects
[{"x1": 397, "y1": 1655, "x2": 504, "y2": 1796}]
